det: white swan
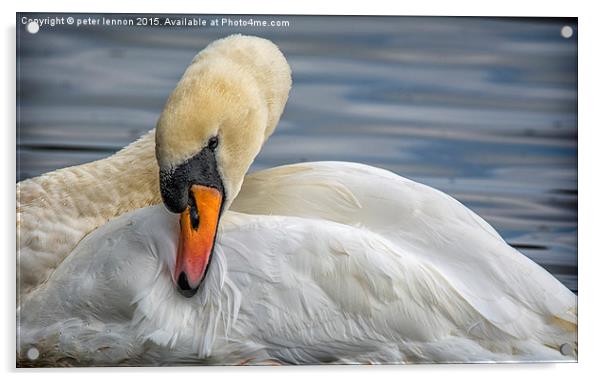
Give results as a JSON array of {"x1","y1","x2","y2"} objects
[{"x1": 16, "y1": 35, "x2": 577, "y2": 366}]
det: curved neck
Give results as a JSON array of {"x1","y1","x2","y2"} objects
[{"x1": 17, "y1": 130, "x2": 162, "y2": 295}]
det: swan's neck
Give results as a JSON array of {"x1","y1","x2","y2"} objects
[{"x1": 17, "y1": 130, "x2": 162, "y2": 295}]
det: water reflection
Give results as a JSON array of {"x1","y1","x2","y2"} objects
[{"x1": 17, "y1": 15, "x2": 578, "y2": 291}]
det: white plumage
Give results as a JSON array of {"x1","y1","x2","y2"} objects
[{"x1": 18, "y1": 162, "x2": 576, "y2": 365}]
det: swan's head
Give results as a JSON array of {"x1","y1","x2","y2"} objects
[{"x1": 155, "y1": 35, "x2": 291, "y2": 297}]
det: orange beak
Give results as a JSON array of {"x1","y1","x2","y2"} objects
[{"x1": 174, "y1": 185, "x2": 223, "y2": 297}]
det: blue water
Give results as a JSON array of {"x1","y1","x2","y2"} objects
[{"x1": 17, "y1": 15, "x2": 578, "y2": 291}]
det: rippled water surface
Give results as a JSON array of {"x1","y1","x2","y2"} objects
[{"x1": 17, "y1": 15, "x2": 578, "y2": 291}]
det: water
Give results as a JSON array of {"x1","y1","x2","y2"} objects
[{"x1": 16, "y1": 15, "x2": 578, "y2": 292}]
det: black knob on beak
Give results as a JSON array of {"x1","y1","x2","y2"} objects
[{"x1": 159, "y1": 145, "x2": 225, "y2": 214}]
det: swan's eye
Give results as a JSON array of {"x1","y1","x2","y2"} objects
[{"x1": 207, "y1": 136, "x2": 219, "y2": 150}]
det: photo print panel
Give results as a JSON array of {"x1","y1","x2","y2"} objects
[{"x1": 16, "y1": 13, "x2": 577, "y2": 367}]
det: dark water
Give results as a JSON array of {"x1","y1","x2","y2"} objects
[{"x1": 16, "y1": 15, "x2": 578, "y2": 292}]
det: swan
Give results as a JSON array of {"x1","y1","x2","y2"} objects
[{"x1": 16, "y1": 35, "x2": 577, "y2": 366}]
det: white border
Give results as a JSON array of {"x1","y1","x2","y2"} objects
[
  {"x1": 1, "y1": 0, "x2": 586, "y2": 16},
  {"x1": 3, "y1": 0, "x2": 601, "y2": 379}
]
